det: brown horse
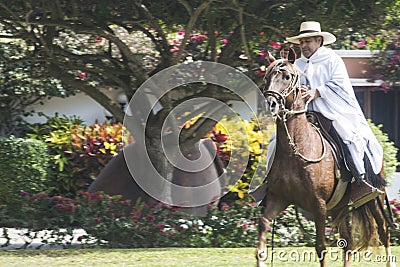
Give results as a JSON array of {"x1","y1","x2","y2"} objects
[{"x1": 255, "y1": 58, "x2": 394, "y2": 267}]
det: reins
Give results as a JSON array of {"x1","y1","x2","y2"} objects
[{"x1": 265, "y1": 60, "x2": 326, "y2": 163}]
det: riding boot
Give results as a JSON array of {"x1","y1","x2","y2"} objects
[{"x1": 348, "y1": 174, "x2": 384, "y2": 209}]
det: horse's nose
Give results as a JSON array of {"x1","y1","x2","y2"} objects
[{"x1": 266, "y1": 96, "x2": 278, "y2": 115}]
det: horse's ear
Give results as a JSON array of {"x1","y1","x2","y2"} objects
[
  {"x1": 264, "y1": 50, "x2": 276, "y2": 67},
  {"x1": 288, "y1": 47, "x2": 297, "y2": 64},
  {"x1": 267, "y1": 51, "x2": 276, "y2": 63}
]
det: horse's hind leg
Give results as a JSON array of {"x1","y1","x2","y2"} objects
[
  {"x1": 368, "y1": 197, "x2": 396, "y2": 267},
  {"x1": 256, "y1": 192, "x2": 289, "y2": 267}
]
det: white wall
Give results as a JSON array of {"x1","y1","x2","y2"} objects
[
  {"x1": 24, "y1": 89, "x2": 260, "y2": 125},
  {"x1": 24, "y1": 89, "x2": 121, "y2": 125}
]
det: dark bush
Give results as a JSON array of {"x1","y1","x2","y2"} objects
[{"x1": 0, "y1": 137, "x2": 49, "y2": 204}]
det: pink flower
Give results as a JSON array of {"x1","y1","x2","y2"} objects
[
  {"x1": 357, "y1": 39, "x2": 366, "y2": 49},
  {"x1": 52, "y1": 196, "x2": 63, "y2": 202},
  {"x1": 77, "y1": 72, "x2": 87, "y2": 81},
  {"x1": 146, "y1": 215, "x2": 155, "y2": 221},
  {"x1": 269, "y1": 41, "x2": 281, "y2": 49},
  {"x1": 157, "y1": 224, "x2": 165, "y2": 231},
  {"x1": 20, "y1": 192, "x2": 30, "y2": 197},
  {"x1": 219, "y1": 202, "x2": 230, "y2": 211},
  {"x1": 69, "y1": 204, "x2": 77, "y2": 212},
  {"x1": 221, "y1": 38, "x2": 229, "y2": 45},
  {"x1": 193, "y1": 34, "x2": 207, "y2": 42}
]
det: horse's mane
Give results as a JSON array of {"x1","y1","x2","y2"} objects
[
  {"x1": 265, "y1": 58, "x2": 287, "y2": 76},
  {"x1": 265, "y1": 59, "x2": 300, "y2": 80}
]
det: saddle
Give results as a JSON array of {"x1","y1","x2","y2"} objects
[
  {"x1": 306, "y1": 112, "x2": 352, "y2": 182},
  {"x1": 307, "y1": 112, "x2": 385, "y2": 209}
]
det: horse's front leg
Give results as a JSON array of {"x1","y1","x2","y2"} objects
[
  {"x1": 256, "y1": 192, "x2": 289, "y2": 267},
  {"x1": 314, "y1": 205, "x2": 328, "y2": 267}
]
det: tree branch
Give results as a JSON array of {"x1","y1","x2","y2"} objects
[
  {"x1": 47, "y1": 63, "x2": 125, "y2": 122},
  {"x1": 173, "y1": 0, "x2": 214, "y2": 64},
  {"x1": 177, "y1": 0, "x2": 193, "y2": 16}
]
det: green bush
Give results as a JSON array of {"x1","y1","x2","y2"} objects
[
  {"x1": 27, "y1": 114, "x2": 128, "y2": 196},
  {"x1": 0, "y1": 137, "x2": 49, "y2": 204},
  {"x1": 368, "y1": 120, "x2": 399, "y2": 181},
  {"x1": 1, "y1": 190, "x2": 397, "y2": 249}
]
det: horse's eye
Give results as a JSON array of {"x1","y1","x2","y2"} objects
[{"x1": 284, "y1": 75, "x2": 291, "y2": 80}]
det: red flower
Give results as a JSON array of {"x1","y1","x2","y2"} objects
[
  {"x1": 77, "y1": 72, "x2": 87, "y2": 81},
  {"x1": 212, "y1": 130, "x2": 228, "y2": 143},
  {"x1": 256, "y1": 70, "x2": 266, "y2": 76},
  {"x1": 157, "y1": 224, "x2": 165, "y2": 231},
  {"x1": 269, "y1": 41, "x2": 281, "y2": 49}
]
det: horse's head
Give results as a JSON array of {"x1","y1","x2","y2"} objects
[{"x1": 261, "y1": 58, "x2": 301, "y2": 116}]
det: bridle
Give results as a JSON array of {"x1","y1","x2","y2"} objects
[
  {"x1": 262, "y1": 60, "x2": 307, "y2": 116},
  {"x1": 263, "y1": 60, "x2": 326, "y2": 163}
]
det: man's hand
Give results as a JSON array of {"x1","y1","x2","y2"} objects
[{"x1": 302, "y1": 88, "x2": 320, "y2": 104}]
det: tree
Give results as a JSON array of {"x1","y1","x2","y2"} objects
[
  {"x1": 0, "y1": 0, "x2": 396, "y2": 201},
  {"x1": 0, "y1": 40, "x2": 72, "y2": 136}
]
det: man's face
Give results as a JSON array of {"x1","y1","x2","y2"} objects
[{"x1": 299, "y1": 37, "x2": 322, "y2": 58}]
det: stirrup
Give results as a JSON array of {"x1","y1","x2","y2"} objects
[{"x1": 348, "y1": 180, "x2": 384, "y2": 209}]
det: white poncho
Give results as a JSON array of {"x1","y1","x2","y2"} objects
[{"x1": 295, "y1": 46, "x2": 383, "y2": 175}]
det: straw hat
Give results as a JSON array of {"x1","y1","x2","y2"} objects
[{"x1": 286, "y1": 21, "x2": 336, "y2": 45}]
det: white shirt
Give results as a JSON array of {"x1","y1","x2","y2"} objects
[{"x1": 295, "y1": 46, "x2": 383, "y2": 174}]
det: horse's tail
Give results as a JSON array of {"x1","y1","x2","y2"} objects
[
  {"x1": 334, "y1": 204, "x2": 381, "y2": 251},
  {"x1": 350, "y1": 205, "x2": 381, "y2": 250}
]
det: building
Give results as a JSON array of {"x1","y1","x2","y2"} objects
[{"x1": 336, "y1": 50, "x2": 400, "y2": 165}]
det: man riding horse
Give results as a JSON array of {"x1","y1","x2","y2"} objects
[{"x1": 266, "y1": 21, "x2": 385, "y2": 208}]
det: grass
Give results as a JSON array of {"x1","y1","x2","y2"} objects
[{"x1": 0, "y1": 247, "x2": 398, "y2": 267}]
